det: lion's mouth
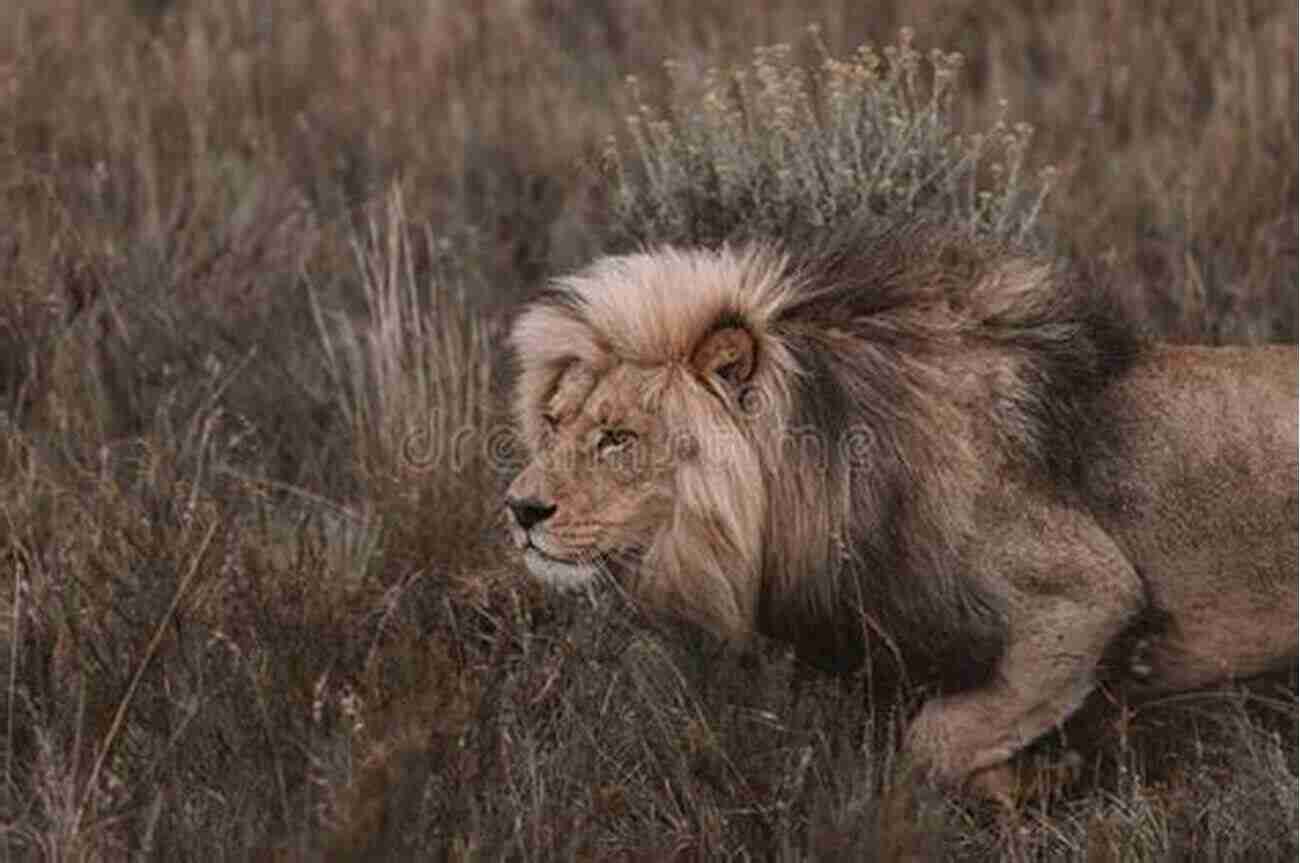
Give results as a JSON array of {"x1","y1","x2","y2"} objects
[{"x1": 522, "y1": 543, "x2": 603, "y2": 589}]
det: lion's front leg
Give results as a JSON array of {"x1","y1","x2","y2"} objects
[
  {"x1": 904, "y1": 610, "x2": 1101, "y2": 790},
  {"x1": 904, "y1": 517, "x2": 1144, "y2": 793}
]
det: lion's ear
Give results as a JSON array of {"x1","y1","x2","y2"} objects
[{"x1": 692, "y1": 326, "x2": 756, "y2": 387}]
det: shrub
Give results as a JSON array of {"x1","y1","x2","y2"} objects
[{"x1": 605, "y1": 26, "x2": 1057, "y2": 251}]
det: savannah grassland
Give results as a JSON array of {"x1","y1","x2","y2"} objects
[{"x1": 0, "y1": 1, "x2": 1296, "y2": 859}]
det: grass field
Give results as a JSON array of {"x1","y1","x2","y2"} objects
[{"x1": 0, "y1": 1, "x2": 1295, "y2": 858}]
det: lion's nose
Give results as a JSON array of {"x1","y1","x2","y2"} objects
[{"x1": 506, "y1": 496, "x2": 558, "y2": 530}]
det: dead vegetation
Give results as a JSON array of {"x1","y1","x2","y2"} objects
[{"x1": 0, "y1": 1, "x2": 1294, "y2": 858}]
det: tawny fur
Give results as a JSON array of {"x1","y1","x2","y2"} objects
[{"x1": 506, "y1": 219, "x2": 1298, "y2": 791}]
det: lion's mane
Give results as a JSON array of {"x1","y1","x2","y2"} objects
[{"x1": 512, "y1": 220, "x2": 1140, "y2": 688}]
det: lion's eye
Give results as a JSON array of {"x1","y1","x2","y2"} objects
[{"x1": 596, "y1": 428, "x2": 638, "y2": 457}]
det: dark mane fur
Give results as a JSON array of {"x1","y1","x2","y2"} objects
[{"x1": 758, "y1": 221, "x2": 1141, "y2": 687}]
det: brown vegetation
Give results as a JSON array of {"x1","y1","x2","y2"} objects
[{"x1": 0, "y1": 0, "x2": 1294, "y2": 858}]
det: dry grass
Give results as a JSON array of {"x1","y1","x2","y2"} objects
[{"x1": 0, "y1": 0, "x2": 1294, "y2": 859}]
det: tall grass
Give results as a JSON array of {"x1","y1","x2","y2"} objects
[{"x1": 0, "y1": 0, "x2": 1293, "y2": 858}]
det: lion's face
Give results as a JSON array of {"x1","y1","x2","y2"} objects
[{"x1": 506, "y1": 361, "x2": 679, "y2": 588}]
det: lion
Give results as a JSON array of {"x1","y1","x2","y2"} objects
[{"x1": 504, "y1": 219, "x2": 1298, "y2": 795}]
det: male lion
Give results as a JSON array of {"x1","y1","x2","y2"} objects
[{"x1": 504, "y1": 220, "x2": 1298, "y2": 794}]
